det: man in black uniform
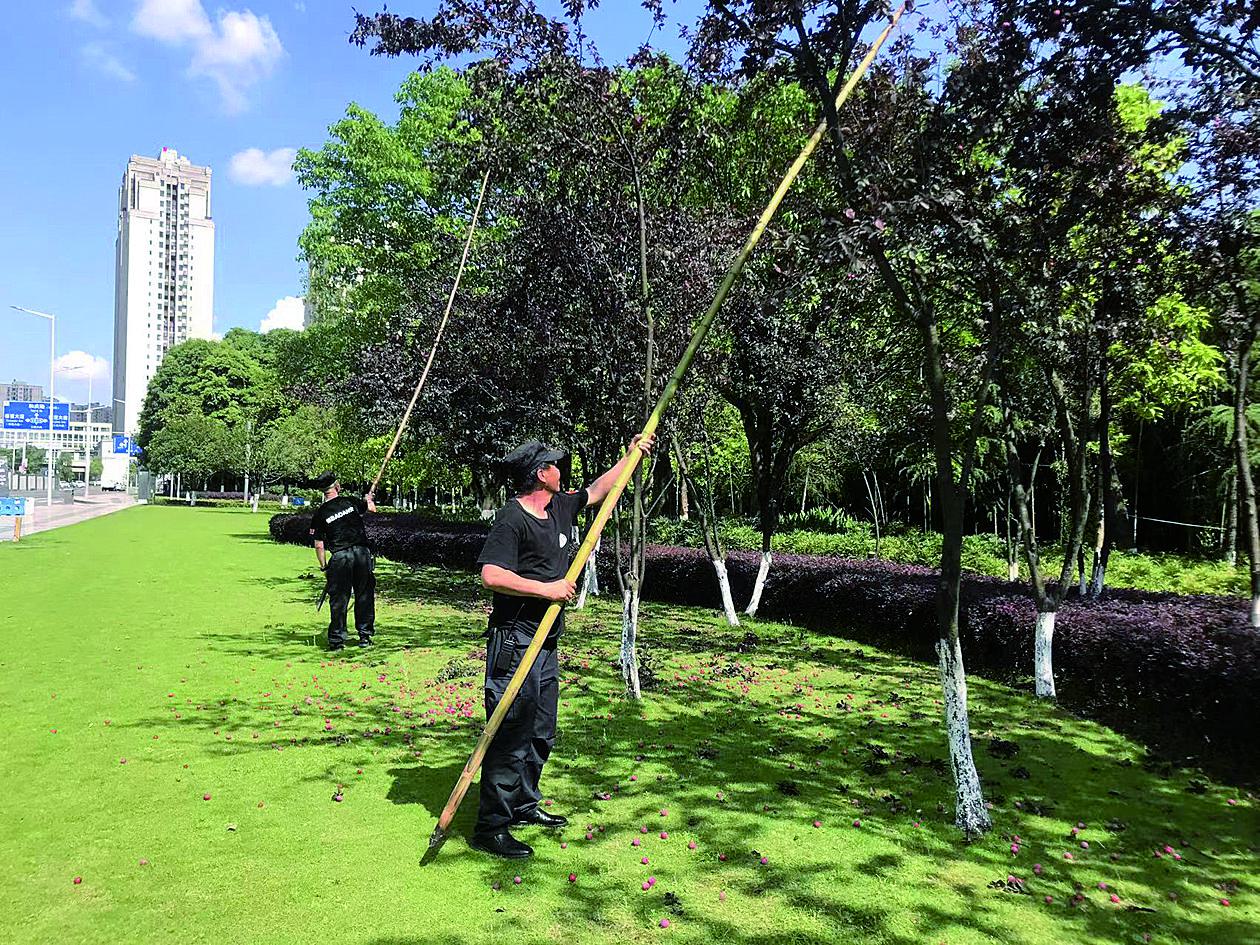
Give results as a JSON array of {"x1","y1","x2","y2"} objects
[
  {"x1": 309, "y1": 472, "x2": 378, "y2": 651},
  {"x1": 471, "y1": 435, "x2": 654, "y2": 859}
]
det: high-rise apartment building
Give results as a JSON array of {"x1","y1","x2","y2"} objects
[
  {"x1": 0, "y1": 380, "x2": 44, "y2": 402},
  {"x1": 112, "y1": 148, "x2": 214, "y2": 434}
]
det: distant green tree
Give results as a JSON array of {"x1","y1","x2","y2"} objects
[{"x1": 136, "y1": 334, "x2": 287, "y2": 452}]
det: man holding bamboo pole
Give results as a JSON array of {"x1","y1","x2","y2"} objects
[{"x1": 470, "y1": 434, "x2": 654, "y2": 859}]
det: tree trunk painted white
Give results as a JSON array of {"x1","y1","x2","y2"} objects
[
  {"x1": 744, "y1": 551, "x2": 772, "y2": 617},
  {"x1": 936, "y1": 637, "x2": 992, "y2": 839},
  {"x1": 620, "y1": 588, "x2": 642, "y2": 699},
  {"x1": 250, "y1": 493, "x2": 259, "y2": 513},
  {"x1": 588, "y1": 538, "x2": 601, "y2": 597},
  {"x1": 1088, "y1": 558, "x2": 1105, "y2": 599},
  {"x1": 1034, "y1": 610, "x2": 1057, "y2": 699},
  {"x1": 1251, "y1": 593, "x2": 1260, "y2": 629},
  {"x1": 574, "y1": 529, "x2": 592, "y2": 610},
  {"x1": 1007, "y1": 560, "x2": 1019, "y2": 582},
  {"x1": 712, "y1": 558, "x2": 740, "y2": 627}
]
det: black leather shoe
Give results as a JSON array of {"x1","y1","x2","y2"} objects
[
  {"x1": 469, "y1": 831, "x2": 534, "y2": 859},
  {"x1": 510, "y1": 808, "x2": 568, "y2": 829},
  {"x1": 357, "y1": 638, "x2": 373, "y2": 648},
  {"x1": 328, "y1": 643, "x2": 345, "y2": 652}
]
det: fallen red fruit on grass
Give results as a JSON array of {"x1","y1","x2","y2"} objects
[
  {"x1": 687, "y1": 840, "x2": 697, "y2": 850},
  {"x1": 660, "y1": 832, "x2": 668, "y2": 840},
  {"x1": 1044, "y1": 896, "x2": 1053, "y2": 904},
  {"x1": 718, "y1": 891, "x2": 727, "y2": 902},
  {"x1": 513, "y1": 876, "x2": 522, "y2": 885},
  {"x1": 853, "y1": 819, "x2": 861, "y2": 828},
  {"x1": 568, "y1": 873, "x2": 577, "y2": 883},
  {"x1": 718, "y1": 853, "x2": 727, "y2": 861},
  {"x1": 659, "y1": 918, "x2": 670, "y2": 928},
  {"x1": 203, "y1": 793, "x2": 211, "y2": 801},
  {"x1": 813, "y1": 821, "x2": 822, "y2": 828},
  {"x1": 1221, "y1": 898, "x2": 1231, "y2": 907},
  {"x1": 560, "y1": 842, "x2": 568, "y2": 849},
  {"x1": 642, "y1": 856, "x2": 649, "y2": 864},
  {"x1": 1110, "y1": 894, "x2": 1120, "y2": 904},
  {"x1": 759, "y1": 856, "x2": 768, "y2": 865},
  {"x1": 73, "y1": 877, "x2": 82, "y2": 885},
  {"x1": 632, "y1": 839, "x2": 641, "y2": 847}
]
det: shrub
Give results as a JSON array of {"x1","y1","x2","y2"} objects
[{"x1": 270, "y1": 511, "x2": 1259, "y2": 781}]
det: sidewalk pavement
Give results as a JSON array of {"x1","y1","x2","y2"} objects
[{"x1": 9, "y1": 492, "x2": 138, "y2": 538}]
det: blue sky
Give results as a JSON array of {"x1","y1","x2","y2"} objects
[{"x1": 0, "y1": 0, "x2": 700, "y2": 404}]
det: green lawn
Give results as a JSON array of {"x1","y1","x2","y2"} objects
[{"x1": 2, "y1": 506, "x2": 1255, "y2": 945}]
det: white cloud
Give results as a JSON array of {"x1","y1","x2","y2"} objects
[
  {"x1": 82, "y1": 43, "x2": 137, "y2": 82},
  {"x1": 54, "y1": 351, "x2": 110, "y2": 382},
  {"x1": 131, "y1": 1, "x2": 283, "y2": 113},
  {"x1": 259, "y1": 296, "x2": 306, "y2": 334},
  {"x1": 228, "y1": 147, "x2": 297, "y2": 186},
  {"x1": 131, "y1": 0, "x2": 211, "y2": 43},
  {"x1": 68, "y1": 0, "x2": 108, "y2": 27}
]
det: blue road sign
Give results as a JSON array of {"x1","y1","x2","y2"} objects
[
  {"x1": 3, "y1": 401, "x2": 70, "y2": 431},
  {"x1": 0, "y1": 497, "x2": 27, "y2": 517},
  {"x1": 111, "y1": 435, "x2": 141, "y2": 456}
]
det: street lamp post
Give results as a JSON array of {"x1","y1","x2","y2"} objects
[
  {"x1": 62, "y1": 366, "x2": 107, "y2": 497},
  {"x1": 112, "y1": 398, "x2": 134, "y2": 492},
  {"x1": 10, "y1": 305, "x2": 56, "y2": 508}
]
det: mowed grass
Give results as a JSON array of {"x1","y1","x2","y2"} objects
[{"x1": 1, "y1": 506, "x2": 1255, "y2": 945}]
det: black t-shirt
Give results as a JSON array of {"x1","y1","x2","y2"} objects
[
  {"x1": 477, "y1": 488, "x2": 589, "y2": 638},
  {"x1": 309, "y1": 495, "x2": 370, "y2": 553}
]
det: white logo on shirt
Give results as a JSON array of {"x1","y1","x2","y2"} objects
[{"x1": 558, "y1": 533, "x2": 568, "y2": 548}]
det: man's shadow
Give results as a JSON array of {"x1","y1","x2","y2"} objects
[{"x1": 387, "y1": 762, "x2": 481, "y2": 843}]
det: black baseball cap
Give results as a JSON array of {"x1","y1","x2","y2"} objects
[
  {"x1": 312, "y1": 471, "x2": 338, "y2": 491},
  {"x1": 500, "y1": 441, "x2": 566, "y2": 489}
]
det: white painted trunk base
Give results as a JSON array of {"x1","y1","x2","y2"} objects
[
  {"x1": 744, "y1": 552, "x2": 772, "y2": 617},
  {"x1": 1251, "y1": 593, "x2": 1260, "y2": 629},
  {"x1": 621, "y1": 588, "x2": 642, "y2": 700},
  {"x1": 712, "y1": 558, "x2": 740, "y2": 627},
  {"x1": 1034, "y1": 611, "x2": 1057, "y2": 699},
  {"x1": 1007, "y1": 560, "x2": 1019, "y2": 582},
  {"x1": 936, "y1": 637, "x2": 992, "y2": 839},
  {"x1": 575, "y1": 539, "x2": 599, "y2": 609}
]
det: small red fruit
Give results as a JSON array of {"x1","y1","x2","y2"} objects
[{"x1": 73, "y1": 877, "x2": 82, "y2": 885}]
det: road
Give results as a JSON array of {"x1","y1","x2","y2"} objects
[{"x1": 2, "y1": 490, "x2": 137, "y2": 538}]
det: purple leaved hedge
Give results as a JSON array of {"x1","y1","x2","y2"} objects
[{"x1": 271, "y1": 511, "x2": 1260, "y2": 781}]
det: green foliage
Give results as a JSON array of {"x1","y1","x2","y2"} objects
[
  {"x1": 137, "y1": 333, "x2": 287, "y2": 452},
  {"x1": 144, "y1": 412, "x2": 233, "y2": 487}
]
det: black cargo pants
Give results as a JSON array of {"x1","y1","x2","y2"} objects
[
  {"x1": 475, "y1": 622, "x2": 559, "y2": 836},
  {"x1": 326, "y1": 544, "x2": 375, "y2": 647}
]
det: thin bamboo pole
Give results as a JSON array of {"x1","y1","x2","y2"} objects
[
  {"x1": 370, "y1": 165, "x2": 492, "y2": 495},
  {"x1": 423, "y1": 6, "x2": 905, "y2": 860}
]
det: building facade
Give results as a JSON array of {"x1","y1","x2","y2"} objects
[
  {"x1": 1, "y1": 380, "x2": 45, "y2": 403},
  {"x1": 0, "y1": 408, "x2": 113, "y2": 480},
  {"x1": 112, "y1": 148, "x2": 215, "y2": 435}
]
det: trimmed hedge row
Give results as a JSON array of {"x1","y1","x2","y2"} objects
[{"x1": 271, "y1": 511, "x2": 1260, "y2": 781}]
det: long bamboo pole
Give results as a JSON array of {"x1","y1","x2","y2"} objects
[
  {"x1": 370, "y1": 164, "x2": 493, "y2": 496},
  {"x1": 423, "y1": 6, "x2": 905, "y2": 860}
]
